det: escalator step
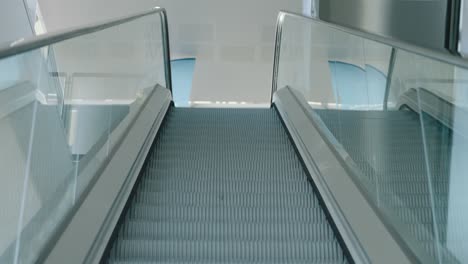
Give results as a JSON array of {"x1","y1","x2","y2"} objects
[
  {"x1": 133, "y1": 192, "x2": 319, "y2": 207},
  {"x1": 126, "y1": 204, "x2": 328, "y2": 222},
  {"x1": 104, "y1": 108, "x2": 348, "y2": 263},
  {"x1": 118, "y1": 220, "x2": 336, "y2": 241},
  {"x1": 109, "y1": 240, "x2": 345, "y2": 262}
]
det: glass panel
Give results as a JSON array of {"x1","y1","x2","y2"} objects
[
  {"x1": 276, "y1": 13, "x2": 468, "y2": 263},
  {"x1": 406, "y1": 53, "x2": 468, "y2": 263},
  {"x1": 0, "y1": 11, "x2": 167, "y2": 264},
  {"x1": 171, "y1": 58, "x2": 196, "y2": 107}
]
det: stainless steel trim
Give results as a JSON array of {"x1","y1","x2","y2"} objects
[
  {"x1": 275, "y1": 89, "x2": 371, "y2": 264},
  {"x1": 43, "y1": 85, "x2": 171, "y2": 264},
  {"x1": 274, "y1": 88, "x2": 373, "y2": 264},
  {"x1": 83, "y1": 87, "x2": 171, "y2": 263},
  {"x1": 270, "y1": 12, "x2": 285, "y2": 105},
  {"x1": 274, "y1": 86, "x2": 435, "y2": 264},
  {"x1": 0, "y1": 7, "x2": 173, "y2": 93},
  {"x1": 459, "y1": 0, "x2": 466, "y2": 56},
  {"x1": 448, "y1": 0, "x2": 462, "y2": 54}
]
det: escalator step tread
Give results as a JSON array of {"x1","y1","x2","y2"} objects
[
  {"x1": 133, "y1": 192, "x2": 320, "y2": 207},
  {"x1": 104, "y1": 108, "x2": 348, "y2": 263},
  {"x1": 118, "y1": 220, "x2": 336, "y2": 241},
  {"x1": 125, "y1": 204, "x2": 328, "y2": 222},
  {"x1": 108, "y1": 259, "x2": 348, "y2": 264},
  {"x1": 109, "y1": 240, "x2": 346, "y2": 261}
]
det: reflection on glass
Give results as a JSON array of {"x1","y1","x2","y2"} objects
[
  {"x1": 276, "y1": 13, "x2": 468, "y2": 263},
  {"x1": 328, "y1": 62, "x2": 387, "y2": 109},
  {"x1": 171, "y1": 58, "x2": 196, "y2": 107},
  {"x1": 0, "y1": 11, "x2": 167, "y2": 264}
]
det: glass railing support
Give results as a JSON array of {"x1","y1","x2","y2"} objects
[{"x1": 272, "y1": 10, "x2": 468, "y2": 264}]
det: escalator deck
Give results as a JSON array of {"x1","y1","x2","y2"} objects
[{"x1": 103, "y1": 108, "x2": 349, "y2": 263}]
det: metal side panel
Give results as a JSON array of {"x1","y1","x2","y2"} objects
[
  {"x1": 44, "y1": 85, "x2": 171, "y2": 264},
  {"x1": 273, "y1": 87, "x2": 420, "y2": 264}
]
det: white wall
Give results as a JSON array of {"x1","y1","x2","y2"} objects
[
  {"x1": 0, "y1": 0, "x2": 33, "y2": 44},
  {"x1": 50, "y1": 13, "x2": 166, "y2": 103},
  {"x1": 157, "y1": 0, "x2": 302, "y2": 104},
  {"x1": 37, "y1": 0, "x2": 303, "y2": 104},
  {"x1": 277, "y1": 15, "x2": 392, "y2": 109},
  {"x1": 0, "y1": 0, "x2": 36, "y2": 92}
]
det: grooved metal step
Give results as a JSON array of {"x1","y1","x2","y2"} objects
[
  {"x1": 109, "y1": 240, "x2": 345, "y2": 262},
  {"x1": 137, "y1": 178, "x2": 310, "y2": 193},
  {"x1": 118, "y1": 221, "x2": 336, "y2": 241},
  {"x1": 108, "y1": 261, "x2": 347, "y2": 264},
  {"x1": 126, "y1": 204, "x2": 329, "y2": 222},
  {"x1": 103, "y1": 108, "x2": 348, "y2": 263},
  {"x1": 133, "y1": 192, "x2": 320, "y2": 207}
]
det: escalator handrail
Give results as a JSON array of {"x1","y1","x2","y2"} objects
[
  {"x1": 0, "y1": 6, "x2": 172, "y2": 93},
  {"x1": 271, "y1": 11, "x2": 468, "y2": 103}
]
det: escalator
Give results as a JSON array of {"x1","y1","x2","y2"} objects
[
  {"x1": 2, "y1": 6, "x2": 468, "y2": 264},
  {"x1": 102, "y1": 107, "x2": 350, "y2": 263}
]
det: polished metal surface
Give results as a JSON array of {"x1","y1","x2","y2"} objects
[
  {"x1": 274, "y1": 87, "x2": 422, "y2": 264},
  {"x1": 44, "y1": 86, "x2": 172, "y2": 264},
  {"x1": 458, "y1": 0, "x2": 468, "y2": 56},
  {"x1": 448, "y1": 0, "x2": 462, "y2": 53},
  {"x1": 318, "y1": 0, "x2": 452, "y2": 52},
  {"x1": 0, "y1": 7, "x2": 173, "y2": 93}
]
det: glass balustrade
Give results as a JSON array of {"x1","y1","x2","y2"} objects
[
  {"x1": 275, "y1": 12, "x2": 468, "y2": 264},
  {"x1": 0, "y1": 10, "x2": 169, "y2": 264}
]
